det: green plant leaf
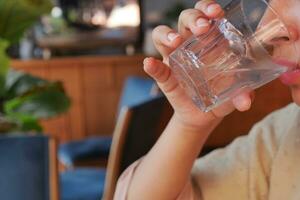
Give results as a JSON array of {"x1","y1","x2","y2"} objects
[
  {"x1": 0, "y1": 39, "x2": 9, "y2": 75},
  {"x1": 0, "y1": 112, "x2": 42, "y2": 133},
  {"x1": 0, "y1": 0, "x2": 52, "y2": 43},
  {"x1": 5, "y1": 69, "x2": 47, "y2": 99},
  {"x1": 4, "y1": 84, "x2": 71, "y2": 119},
  {"x1": 3, "y1": 70, "x2": 71, "y2": 133},
  {"x1": 0, "y1": 0, "x2": 70, "y2": 134},
  {"x1": 0, "y1": 115, "x2": 17, "y2": 133},
  {"x1": 16, "y1": 114, "x2": 42, "y2": 132},
  {"x1": 0, "y1": 39, "x2": 9, "y2": 97},
  {"x1": 21, "y1": 119, "x2": 43, "y2": 132}
]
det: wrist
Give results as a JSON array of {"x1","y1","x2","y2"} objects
[{"x1": 171, "y1": 113, "x2": 222, "y2": 135}]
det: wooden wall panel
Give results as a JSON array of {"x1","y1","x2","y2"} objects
[
  {"x1": 41, "y1": 116, "x2": 69, "y2": 142},
  {"x1": 12, "y1": 61, "x2": 48, "y2": 79},
  {"x1": 21, "y1": 67, "x2": 48, "y2": 79},
  {"x1": 84, "y1": 92, "x2": 119, "y2": 136},
  {"x1": 82, "y1": 64, "x2": 115, "y2": 136},
  {"x1": 48, "y1": 64, "x2": 85, "y2": 141},
  {"x1": 11, "y1": 55, "x2": 147, "y2": 143},
  {"x1": 82, "y1": 60, "x2": 114, "y2": 90},
  {"x1": 113, "y1": 58, "x2": 146, "y2": 89}
]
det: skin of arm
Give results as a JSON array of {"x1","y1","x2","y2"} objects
[{"x1": 127, "y1": 114, "x2": 221, "y2": 200}]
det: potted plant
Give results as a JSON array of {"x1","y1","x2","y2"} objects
[{"x1": 0, "y1": 0, "x2": 71, "y2": 133}]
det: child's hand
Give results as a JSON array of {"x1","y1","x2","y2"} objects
[{"x1": 144, "y1": 0, "x2": 254, "y2": 130}]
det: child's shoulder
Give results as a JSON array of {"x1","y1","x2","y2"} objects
[
  {"x1": 251, "y1": 103, "x2": 300, "y2": 139},
  {"x1": 260, "y1": 103, "x2": 300, "y2": 124}
]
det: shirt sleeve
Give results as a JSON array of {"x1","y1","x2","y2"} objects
[
  {"x1": 190, "y1": 116, "x2": 283, "y2": 200},
  {"x1": 114, "y1": 159, "x2": 142, "y2": 200},
  {"x1": 114, "y1": 157, "x2": 198, "y2": 200}
]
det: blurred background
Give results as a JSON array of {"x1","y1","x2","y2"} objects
[{"x1": 8, "y1": 0, "x2": 197, "y2": 59}]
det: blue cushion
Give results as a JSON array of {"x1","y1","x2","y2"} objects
[
  {"x1": 60, "y1": 168, "x2": 106, "y2": 200},
  {"x1": 59, "y1": 137, "x2": 112, "y2": 167},
  {"x1": 118, "y1": 76, "x2": 156, "y2": 112},
  {"x1": 59, "y1": 77, "x2": 157, "y2": 167}
]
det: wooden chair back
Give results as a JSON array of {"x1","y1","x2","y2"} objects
[{"x1": 102, "y1": 96, "x2": 166, "y2": 200}]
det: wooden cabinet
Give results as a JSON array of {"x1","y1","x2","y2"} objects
[{"x1": 12, "y1": 55, "x2": 147, "y2": 143}]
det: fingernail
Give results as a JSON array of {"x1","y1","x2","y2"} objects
[
  {"x1": 143, "y1": 58, "x2": 149, "y2": 65},
  {"x1": 167, "y1": 32, "x2": 180, "y2": 41},
  {"x1": 207, "y1": 4, "x2": 221, "y2": 15},
  {"x1": 196, "y1": 18, "x2": 210, "y2": 27}
]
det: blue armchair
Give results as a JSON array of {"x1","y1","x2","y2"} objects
[
  {"x1": 0, "y1": 135, "x2": 58, "y2": 200},
  {"x1": 60, "y1": 95, "x2": 166, "y2": 200},
  {"x1": 58, "y1": 76, "x2": 159, "y2": 169}
]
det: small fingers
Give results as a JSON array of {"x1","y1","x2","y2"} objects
[
  {"x1": 143, "y1": 57, "x2": 180, "y2": 94},
  {"x1": 177, "y1": 1, "x2": 224, "y2": 39},
  {"x1": 178, "y1": 9, "x2": 211, "y2": 38},
  {"x1": 211, "y1": 91, "x2": 254, "y2": 118},
  {"x1": 195, "y1": 0, "x2": 224, "y2": 18},
  {"x1": 152, "y1": 25, "x2": 182, "y2": 60}
]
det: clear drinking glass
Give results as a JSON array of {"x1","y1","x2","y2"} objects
[{"x1": 169, "y1": 0, "x2": 299, "y2": 112}]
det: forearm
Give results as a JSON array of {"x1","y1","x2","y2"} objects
[{"x1": 127, "y1": 114, "x2": 221, "y2": 200}]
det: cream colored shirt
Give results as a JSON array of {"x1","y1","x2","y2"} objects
[{"x1": 114, "y1": 103, "x2": 300, "y2": 200}]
